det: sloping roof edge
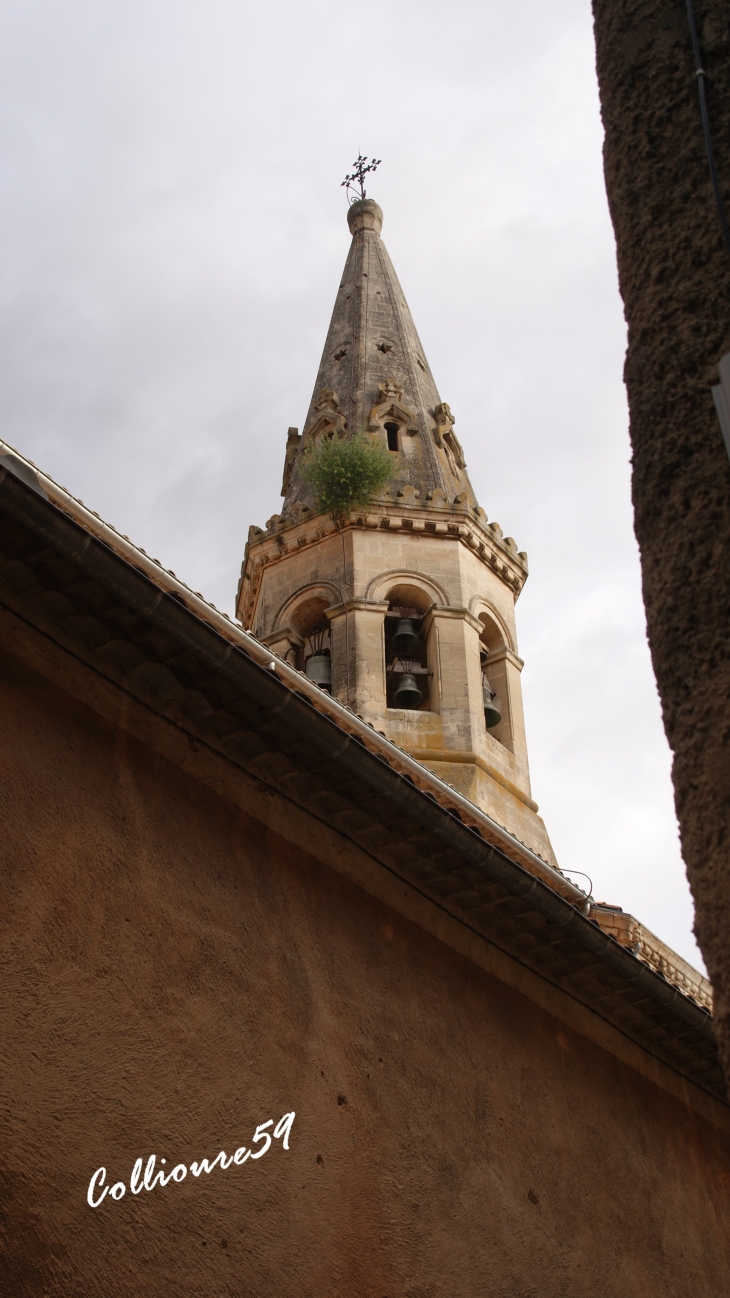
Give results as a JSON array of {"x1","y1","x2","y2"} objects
[
  {"x1": 0, "y1": 440, "x2": 579, "y2": 901},
  {"x1": 0, "y1": 442, "x2": 722, "y2": 1103}
]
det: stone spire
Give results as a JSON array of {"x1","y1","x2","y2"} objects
[
  {"x1": 282, "y1": 199, "x2": 476, "y2": 513},
  {"x1": 236, "y1": 193, "x2": 554, "y2": 872}
]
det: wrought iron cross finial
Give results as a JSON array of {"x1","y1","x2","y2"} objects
[{"x1": 341, "y1": 154, "x2": 381, "y2": 204}]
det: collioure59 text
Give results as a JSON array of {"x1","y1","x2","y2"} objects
[{"x1": 86, "y1": 1110, "x2": 295, "y2": 1208}]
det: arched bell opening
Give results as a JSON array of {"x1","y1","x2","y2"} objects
[
  {"x1": 384, "y1": 583, "x2": 433, "y2": 712},
  {"x1": 289, "y1": 594, "x2": 332, "y2": 689},
  {"x1": 478, "y1": 612, "x2": 512, "y2": 749}
]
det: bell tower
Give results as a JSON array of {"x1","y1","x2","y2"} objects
[{"x1": 236, "y1": 197, "x2": 557, "y2": 868}]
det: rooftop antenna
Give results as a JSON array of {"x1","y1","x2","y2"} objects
[{"x1": 341, "y1": 153, "x2": 381, "y2": 205}]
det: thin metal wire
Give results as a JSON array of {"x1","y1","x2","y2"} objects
[
  {"x1": 686, "y1": 0, "x2": 730, "y2": 257},
  {"x1": 560, "y1": 869, "x2": 594, "y2": 898}
]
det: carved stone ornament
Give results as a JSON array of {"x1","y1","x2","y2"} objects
[
  {"x1": 433, "y1": 402, "x2": 465, "y2": 468},
  {"x1": 378, "y1": 380, "x2": 402, "y2": 402},
  {"x1": 314, "y1": 388, "x2": 341, "y2": 413},
  {"x1": 306, "y1": 388, "x2": 348, "y2": 442},
  {"x1": 280, "y1": 426, "x2": 301, "y2": 497},
  {"x1": 444, "y1": 430, "x2": 466, "y2": 468},
  {"x1": 432, "y1": 401, "x2": 455, "y2": 447},
  {"x1": 368, "y1": 379, "x2": 418, "y2": 435}
]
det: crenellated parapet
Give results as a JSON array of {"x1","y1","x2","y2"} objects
[{"x1": 237, "y1": 496, "x2": 528, "y2": 629}]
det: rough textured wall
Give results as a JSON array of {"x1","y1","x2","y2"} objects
[
  {"x1": 1, "y1": 649, "x2": 729, "y2": 1296},
  {"x1": 591, "y1": 0, "x2": 730, "y2": 1082}
]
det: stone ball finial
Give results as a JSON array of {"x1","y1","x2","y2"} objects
[{"x1": 347, "y1": 199, "x2": 383, "y2": 236}]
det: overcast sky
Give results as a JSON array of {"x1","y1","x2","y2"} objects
[{"x1": 0, "y1": 0, "x2": 705, "y2": 970}]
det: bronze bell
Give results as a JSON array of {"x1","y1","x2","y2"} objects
[
  {"x1": 305, "y1": 652, "x2": 332, "y2": 692},
  {"x1": 393, "y1": 672, "x2": 423, "y2": 709},
  {"x1": 392, "y1": 618, "x2": 420, "y2": 653},
  {"x1": 482, "y1": 676, "x2": 501, "y2": 728}
]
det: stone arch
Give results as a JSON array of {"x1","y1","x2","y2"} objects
[
  {"x1": 367, "y1": 575, "x2": 447, "y2": 714},
  {"x1": 366, "y1": 570, "x2": 450, "y2": 609},
  {"x1": 273, "y1": 583, "x2": 340, "y2": 673},
  {"x1": 470, "y1": 600, "x2": 515, "y2": 750},
  {"x1": 469, "y1": 597, "x2": 516, "y2": 654},
  {"x1": 275, "y1": 581, "x2": 341, "y2": 635}
]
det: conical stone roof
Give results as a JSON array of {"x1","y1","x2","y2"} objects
[{"x1": 282, "y1": 198, "x2": 477, "y2": 515}]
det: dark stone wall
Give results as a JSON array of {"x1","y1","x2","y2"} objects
[
  {"x1": 1, "y1": 648, "x2": 729, "y2": 1296},
  {"x1": 591, "y1": 0, "x2": 730, "y2": 1082}
]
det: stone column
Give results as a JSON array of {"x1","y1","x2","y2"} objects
[
  {"x1": 425, "y1": 606, "x2": 485, "y2": 752},
  {"x1": 484, "y1": 647, "x2": 528, "y2": 770},
  {"x1": 324, "y1": 604, "x2": 348, "y2": 704},
  {"x1": 326, "y1": 598, "x2": 388, "y2": 717}
]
